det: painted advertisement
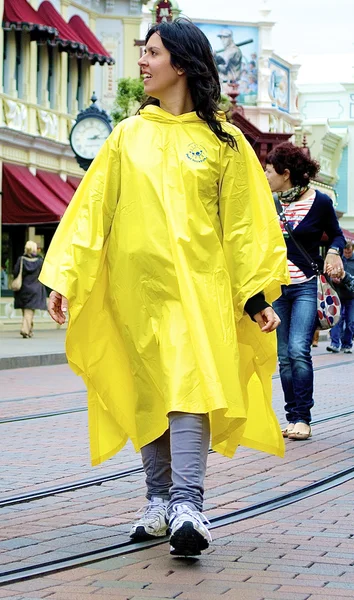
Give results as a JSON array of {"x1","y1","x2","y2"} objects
[
  {"x1": 194, "y1": 23, "x2": 259, "y2": 105},
  {"x1": 269, "y1": 58, "x2": 290, "y2": 112}
]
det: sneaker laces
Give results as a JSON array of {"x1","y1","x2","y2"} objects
[
  {"x1": 135, "y1": 500, "x2": 167, "y2": 522},
  {"x1": 169, "y1": 504, "x2": 211, "y2": 540}
]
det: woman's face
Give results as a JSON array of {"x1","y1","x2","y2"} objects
[
  {"x1": 265, "y1": 163, "x2": 291, "y2": 192},
  {"x1": 138, "y1": 33, "x2": 182, "y2": 100}
]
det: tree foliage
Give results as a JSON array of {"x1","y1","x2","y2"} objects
[{"x1": 111, "y1": 77, "x2": 146, "y2": 125}]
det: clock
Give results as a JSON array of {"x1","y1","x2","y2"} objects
[
  {"x1": 70, "y1": 115, "x2": 112, "y2": 160},
  {"x1": 69, "y1": 93, "x2": 113, "y2": 171}
]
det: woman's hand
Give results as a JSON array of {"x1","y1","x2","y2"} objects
[
  {"x1": 253, "y1": 307, "x2": 281, "y2": 333},
  {"x1": 324, "y1": 252, "x2": 343, "y2": 278},
  {"x1": 48, "y1": 291, "x2": 68, "y2": 324}
]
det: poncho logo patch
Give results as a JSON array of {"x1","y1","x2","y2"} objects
[{"x1": 186, "y1": 143, "x2": 207, "y2": 163}]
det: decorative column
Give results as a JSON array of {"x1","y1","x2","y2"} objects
[
  {"x1": 289, "y1": 59, "x2": 301, "y2": 120},
  {"x1": 122, "y1": 17, "x2": 141, "y2": 78},
  {"x1": 0, "y1": 0, "x2": 3, "y2": 294},
  {"x1": 257, "y1": 2, "x2": 274, "y2": 109},
  {"x1": 0, "y1": 0, "x2": 4, "y2": 95},
  {"x1": 28, "y1": 40, "x2": 38, "y2": 135},
  {"x1": 89, "y1": 13, "x2": 97, "y2": 104}
]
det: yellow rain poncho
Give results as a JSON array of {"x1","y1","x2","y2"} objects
[{"x1": 40, "y1": 106, "x2": 290, "y2": 466}]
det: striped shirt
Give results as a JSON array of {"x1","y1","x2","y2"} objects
[{"x1": 279, "y1": 191, "x2": 316, "y2": 284}]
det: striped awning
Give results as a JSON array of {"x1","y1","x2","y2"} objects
[{"x1": 3, "y1": 0, "x2": 58, "y2": 41}]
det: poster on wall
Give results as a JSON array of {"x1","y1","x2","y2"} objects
[
  {"x1": 194, "y1": 23, "x2": 259, "y2": 105},
  {"x1": 268, "y1": 59, "x2": 290, "y2": 112}
]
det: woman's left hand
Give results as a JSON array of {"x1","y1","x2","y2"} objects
[
  {"x1": 324, "y1": 253, "x2": 343, "y2": 278},
  {"x1": 253, "y1": 307, "x2": 281, "y2": 333}
]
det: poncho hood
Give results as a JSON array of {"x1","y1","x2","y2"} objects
[{"x1": 139, "y1": 104, "x2": 226, "y2": 124}]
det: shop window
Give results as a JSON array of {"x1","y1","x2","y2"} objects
[
  {"x1": 67, "y1": 55, "x2": 72, "y2": 114},
  {"x1": 15, "y1": 31, "x2": 24, "y2": 98},
  {"x1": 37, "y1": 44, "x2": 42, "y2": 105},
  {"x1": 76, "y1": 58, "x2": 84, "y2": 110},
  {"x1": 2, "y1": 30, "x2": 10, "y2": 94},
  {"x1": 47, "y1": 45, "x2": 56, "y2": 109}
]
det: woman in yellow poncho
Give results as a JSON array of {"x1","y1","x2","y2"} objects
[{"x1": 41, "y1": 19, "x2": 290, "y2": 557}]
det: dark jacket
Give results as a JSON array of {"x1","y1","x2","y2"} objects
[
  {"x1": 342, "y1": 271, "x2": 354, "y2": 295},
  {"x1": 13, "y1": 254, "x2": 47, "y2": 310},
  {"x1": 284, "y1": 190, "x2": 346, "y2": 277},
  {"x1": 334, "y1": 254, "x2": 354, "y2": 300}
]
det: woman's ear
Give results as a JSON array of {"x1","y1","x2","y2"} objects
[{"x1": 283, "y1": 168, "x2": 291, "y2": 182}]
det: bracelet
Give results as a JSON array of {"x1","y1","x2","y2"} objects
[{"x1": 327, "y1": 250, "x2": 340, "y2": 256}]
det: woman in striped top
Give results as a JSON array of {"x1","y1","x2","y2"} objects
[{"x1": 265, "y1": 142, "x2": 345, "y2": 440}]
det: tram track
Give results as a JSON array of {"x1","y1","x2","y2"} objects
[
  {"x1": 2, "y1": 358, "x2": 354, "y2": 425},
  {"x1": 0, "y1": 406, "x2": 86, "y2": 424},
  {"x1": 1, "y1": 355, "x2": 354, "y2": 586},
  {"x1": 1, "y1": 406, "x2": 353, "y2": 509},
  {"x1": 1, "y1": 463, "x2": 353, "y2": 586}
]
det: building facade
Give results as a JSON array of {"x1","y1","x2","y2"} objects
[
  {"x1": 0, "y1": 0, "x2": 144, "y2": 301},
  {"x1": 297, "y1": 82, "x2": 354, "y2": 233},
  {"x1": 141, "y1": 1, "x2": 302, "y2": 137}
]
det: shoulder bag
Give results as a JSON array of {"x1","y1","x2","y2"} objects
[
  {"x1": 11, "y1": 257, "x2": 24, "y2": 292},
  {"x1": 273, "y1": 193, "x2": 341, "y2": 330}
]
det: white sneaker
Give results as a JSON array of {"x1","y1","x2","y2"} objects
[
  {"x1": 130, "y1": 497, "x2": 169, "y2": 540},
  {"x1": 169, "y1": 503, "x2": 212, "y2": 556}
]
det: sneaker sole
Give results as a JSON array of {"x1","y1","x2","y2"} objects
[
  {"x1": 130, "y1": 525, "x2": 168, "y2": 541},
  {"x1": 170, "y1": 521, "x2": 209, "y2": 557}
]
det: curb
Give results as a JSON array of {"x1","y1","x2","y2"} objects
[{"x1": 0, "y1": 353, "x2": 67, "y2": 371}]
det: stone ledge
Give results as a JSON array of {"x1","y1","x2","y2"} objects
[{"x1": 0, "y1": 352, "x2": 67, "y2": 371}]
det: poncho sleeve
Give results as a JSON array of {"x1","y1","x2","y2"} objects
[
  {"x1": 39, "y1": 124, "x2": 122, "y2": 320},
  {"x1": 218, "y1": 128, "x2": 290, "y2": 322}
]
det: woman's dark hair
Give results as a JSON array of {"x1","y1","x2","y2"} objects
[
  {"x1": 266, "y1": 142, "x2": 320, "y2": 186},
  {"x1": 139, "y1": 19, "x2": 237, "y2": 149}
]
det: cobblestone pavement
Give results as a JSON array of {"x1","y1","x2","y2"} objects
[{"x1": 1, "y1": 340, "x2": 354, "y2": 599}]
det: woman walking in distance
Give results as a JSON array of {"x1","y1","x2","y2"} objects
[
  {"x1": 13, "y1": 241, "x2": 47, "y2": 338},
  {"x1": 41, "y1": 19, "x2": 289, "y2": 557},
  {"x1": 265, "y1": 142, "x2": 345, "y2": 441}
]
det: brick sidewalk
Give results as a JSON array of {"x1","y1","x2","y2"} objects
[
  {"x1": 1, "y1": 343, "x2": 354, "y2": 599},
  {"x1": 1, "y1": 478, "x2": 354, "y2": 599}
]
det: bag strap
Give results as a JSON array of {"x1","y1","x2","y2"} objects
[{"x1": 273, "y1": 192, "x2": 319, "y2": 275}]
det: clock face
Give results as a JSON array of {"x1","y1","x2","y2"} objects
[{"x1": 70, "y1": 116, "x2": 112, "y2": 160}]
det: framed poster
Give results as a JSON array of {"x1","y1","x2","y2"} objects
[
  {"x1": 269, "y1": 58, "x2": 290, "y2": 112},
  {"x1": 194, "y1": 23, "x2": 259, "y2": 105}
]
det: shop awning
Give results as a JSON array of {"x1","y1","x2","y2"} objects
[
  {"x1": 3, "y1": 0, "x2": 58, "y2": 41},
  {"x1": 36, "y1": 170, "x2": 74, "y2": 206},
  {"x1": 68, "y1": 15, "x2": 115, "y2": 65},
  {"x1": 37, "y1": 1, "x2": 88, "y2": 56},
  {"x1": 2, "y1": 164, "x2": 68, "y2": 225},
  {"x1": 67, "y1": 176, "x2": 82, "y2": 191}
]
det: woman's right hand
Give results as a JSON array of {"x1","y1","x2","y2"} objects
[{"x1": 48, "y1": 291, "x2": 68, "y2": 324}]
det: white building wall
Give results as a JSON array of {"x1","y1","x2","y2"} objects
[{"x1": 298, "y1": 83, "x2": 354, "y2": 229}]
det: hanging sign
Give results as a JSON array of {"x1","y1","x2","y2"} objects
[{"x1": 155, "y1": 0, "x2": 172, "y2": 23}]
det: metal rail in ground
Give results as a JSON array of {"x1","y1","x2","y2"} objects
[
  {"x1": 1, "y1": 407, "x2": 354, "y2": 509},
  {"x1": 1, "y1": 464, "x2": 353, "y2": 586}
]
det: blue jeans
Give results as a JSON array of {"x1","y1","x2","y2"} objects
[
  {"x1": 330, "y1": 298, "x2": 354, "y2": 349},
  {"x1": 140, "y1": 412, "x2": 210, "y2": 514},
  {"x1": 273, "y1": 278, "x2": 318, "y2": 425}
]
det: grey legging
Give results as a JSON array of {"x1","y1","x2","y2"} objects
[{"x1": 140, "y1": 412, "x2": 210, "y2": 513}]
